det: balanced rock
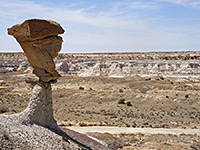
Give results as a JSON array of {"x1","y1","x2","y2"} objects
[
  {"x1": 8, "y1": 19, "x2": 65, "y2": 82},
  {"x1": 0, "y1": 19, "x2": 110, "y2": 150}
]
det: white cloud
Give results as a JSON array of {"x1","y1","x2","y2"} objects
[
  {"x1": 128, "y1": 1, "x2": 158, "y2": 9},
  {"x1": 157, "y1": 0, "x2": 200, "y2": 7},
  {"x1": 158, "y1": 0, "x2": 190, "y2": 4},
  {"x1": 0, "y1": 0, "x2": 149, "y2": 31},
  {"x1": 0, "y1": 0, "x2": 200, "y2": 53}
]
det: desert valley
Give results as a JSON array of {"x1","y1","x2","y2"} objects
[{"x1": 0, "y1": 52, "x2": 200, "y2": 149}]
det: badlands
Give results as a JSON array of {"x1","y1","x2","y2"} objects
[{"x1": 0, "y1": 52, "x2": 200, "y2": 149}]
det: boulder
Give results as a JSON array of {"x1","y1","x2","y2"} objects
[
  {"x1": 7, "y1": 19, "x2": 64, "y2": 42},
  {"x1": 8, "y1": 19, "x2": 65, "y2": 82}
]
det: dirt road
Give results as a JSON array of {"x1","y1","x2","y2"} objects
[{"x1": 67, "y1": 126, "x2": 200, "y2": 135}]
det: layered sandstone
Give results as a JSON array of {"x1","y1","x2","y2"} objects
[{"x1": 8, "y1": 19, "x2": 64, "y2": 82}]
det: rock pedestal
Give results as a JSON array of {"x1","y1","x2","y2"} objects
[
  {"x1": 0, "y1": 82, "x2": 56, "y2": 128},
  {"x1": 17, "y1": 82, "x2": 57, "y2": 128},
  {"x1": 4, "y1": 19, "x2": 65, "y2": 130}
]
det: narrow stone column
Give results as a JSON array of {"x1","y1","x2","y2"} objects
[{"x1": 18, "y1": 82, "x2": 57, "y2": 128}]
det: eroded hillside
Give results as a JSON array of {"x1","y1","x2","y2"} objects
[{"x1": 1, "y1": 52, "x2": 200, "y2": 77}]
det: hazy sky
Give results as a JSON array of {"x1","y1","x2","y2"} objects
[{"x1": 0, "y1": 0, "x2": 200, "y2": 53}]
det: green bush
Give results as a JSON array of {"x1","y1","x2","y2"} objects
[
  {"x1": 160, "y1": 77, "x2": 164, "y2": 80},
  {"x1": 126, "y1": 101, "x2": 132, "y2": 106},
  {"x1": 185, "y1": 94, "x2": 189, "y2": 98},
  {"x1": 145, "y1": 78, "x2": 151, "y2": 81},
  {"x1": 79, "y1": 122, "x2": 87, "y2": 126},
  {"x1": 79, "y1": 87, "x2": 84, "y2": 90},
  {"x1": 119, "y1": 89, "x2": 123, "y2": 93},
  {"x1": 118, "y1": 99, "x2": 126, "y2": 104}
]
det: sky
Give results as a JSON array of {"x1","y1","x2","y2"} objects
[{"x1": 0, "y1": 0, "x2": 200, "y2": 53}]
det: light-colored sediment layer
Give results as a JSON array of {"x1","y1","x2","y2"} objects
[{"x1": 67, "y1": 126, "x2": 200, "y2": 135}]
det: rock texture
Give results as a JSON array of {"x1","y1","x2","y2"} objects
[
  {"x1": 8, "y1": 19, "x2": 64, "y2": 82},
  {"x1": 0, "y1": 124, "x2": 84, "y2": 150},
  {"x1": 0, "y1": 82, "x2": 109, "y2": 149},
  {"x1": 0, "y1": 81, "x2": 86, "y2": 149},
  {"x1": 0, "y1": 82, "x2": 57, "y2": 128}
]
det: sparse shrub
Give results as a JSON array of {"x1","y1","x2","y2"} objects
[
  {"x1": 176, "y1": 94, "x2": 178, "y2": 96},
  {"x1": 127, "y1": 101, "x2": 132, "y2": 106},
  {"x1": 104, "y1": 132, "x2": 112, "y2": 135},
  {"x1": 79, "y1": 122, "x2": 87, "y2": 126},
  {"x1": 137, "y1": 132, "x2": 144, "y2": 137},
  {"x1": 143, "y1": 122, "x2": 149, "y2": 126},
  {"x1": 145, "y1": 78, "x2": 151, "y2": 81},
  {"x1": 119, "y1": 133, "x2": 126, "y2": 136},
  {"x1": 132, "y1": 122, "x2": 136, "y2": 128},
  {"x1": 79, "y1": 86, "x2": 84, "y2": 90},
  {"x1": 166, "y1": 96, "x2": 169, "y2": 98},
  {"x1": 11, "y1": 109, "x2": 17, "y2": 113},
  {"x1": 160, "y1": 77, "x2": 164, "y2": 80},
  {"x1": 165, "y1": 57, "x2": 169, "y2": 60},
  {"x1": 119, "y1": 89, "x2": 123, "y2": 93},
  {"x1": 0, "y1": 105, "x2": 9, "y2": 113},
  {"x1": 185, "y1": 94, "x2": 189, "y2": 98},
  {"x1": 118, "y1": 99, "x2": 126, "y2": 104}
]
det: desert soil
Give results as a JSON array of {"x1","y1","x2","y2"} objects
[
  {"x1": 1, "y1": 71, "x2": 200, "y2": 149},
  {"x1": 0, "y1": 72, "x2": 200, "y2": 129}
]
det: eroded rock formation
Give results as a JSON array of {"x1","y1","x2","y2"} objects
[
  {"x1": 1, "y1": 52, "x2": 200, "y2": 76},
  {"x1": 8, "y1": 19, "x2": 64, "y2": 82},
  {"x1": 0, "y1": 19, "x2": 110, "y2": 150},
  {"x1": 3, "y1": 19, "x2": 64, "y2": 130}
]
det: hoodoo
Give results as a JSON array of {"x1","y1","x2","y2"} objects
[{"x1": 0, "y1": 19, "x2": 109, "y2": 150}]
